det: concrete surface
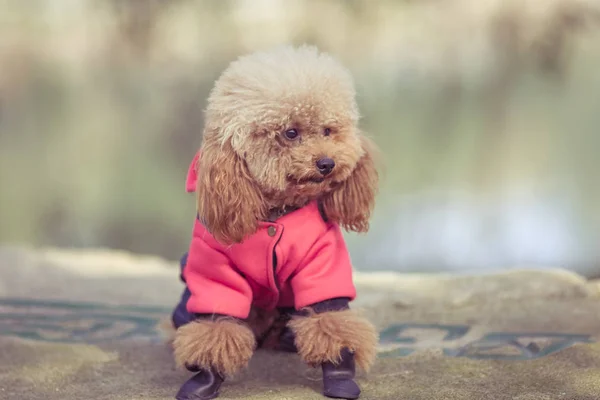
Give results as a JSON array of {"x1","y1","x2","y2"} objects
[{"x1": 2, "y1": 245, "x2": 600, "y2": 399}]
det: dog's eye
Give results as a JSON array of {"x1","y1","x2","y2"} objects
[
  {"x1": 284, "y1": 129, "x2": 299, "y2": 140},
  {"x1": 324, "y1": 127, "x2": 332, "y2": 136}
]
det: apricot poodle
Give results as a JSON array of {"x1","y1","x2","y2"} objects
[{"x1": 170, "y1": 45, "x2": 380, "y2": 400}]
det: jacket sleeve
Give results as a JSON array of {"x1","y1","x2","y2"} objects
[
  {"x1": 183, "y1": 221, "x2": 253, "y2": 319},
  {"x1": 289, "y1": 223, "x2": 357, "y2": 310}
]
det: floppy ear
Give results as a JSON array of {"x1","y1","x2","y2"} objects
[
  {"x1": 321, "y1": 135, "x2": 379, "y2": 233},
  {"x1": 195, "y1": 137, "x2": 266, "y2": 245}
]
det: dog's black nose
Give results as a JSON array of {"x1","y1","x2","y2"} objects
[{"x1": 316, "y1": 158, "x2": 335, "y2": 175}]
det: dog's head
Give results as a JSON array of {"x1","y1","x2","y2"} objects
[{"x1": 195, "y1": 45, "x2": 379, "y2": 244}]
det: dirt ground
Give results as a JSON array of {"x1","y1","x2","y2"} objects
[{"x1": 2, "y1": 245, "x2": 600, "y2": 400}]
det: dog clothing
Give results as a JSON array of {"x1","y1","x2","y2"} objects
[{"x1": 175, "y1": 153, "x2": 357, "y2": 320}]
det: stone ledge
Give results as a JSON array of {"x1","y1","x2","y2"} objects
[
  {"x1": 2, "y1": 244, "x2": 598, "y2": 301},
  {"x1": 2, "y1": 245, "x2": 600, "y2": 399}
]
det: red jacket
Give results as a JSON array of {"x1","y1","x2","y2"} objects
[{"x1": 182, "y1": 153, "x2": 357, "y2": 319}]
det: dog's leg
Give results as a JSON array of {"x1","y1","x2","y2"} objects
[
  {"x1": 254, "y1": 306, "x2": 299, "y2": 352},
  {"x1": 245, "y1": 306, "x2": 280, "y2": 345},
  {"x1": 171, "y1": 252, "x2": 198, "y2": 330},
  {"x1": 288, "y1": 298, "x2": 378, "y2": 400},
  {"x1": 274, "y1": 307, "x2": 299, "y2": 353},
  {"x1": 173, "y1": 315, "x2": 256, "y2": 400}
]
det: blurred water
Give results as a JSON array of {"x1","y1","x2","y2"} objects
[{"x1": 350, "y1": 188, "x2": 599, "y2": 276}]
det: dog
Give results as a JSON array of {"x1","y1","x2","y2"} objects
[{"x1": 170, "y1": 45, "x2": 380, "y2": 400}]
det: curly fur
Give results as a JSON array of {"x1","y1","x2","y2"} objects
[
  {"x1": 288, "y1": 309, "x2": 379, "y2": 372},
  {"x1": 196, "y1": 138, "x2": 266, "y2": 244},
  {"x1": 172, "y1": 318, "x2": 256, "y2": 377},
  {"x1": 161, "y1": 308, "x2": 279, "y2": 349},
  {"x1": 321, "y1": 135, "x2": 379, "y2": 232},
  {"x1": 194, "y1": 44, "x2": 380, "y2": 245}
]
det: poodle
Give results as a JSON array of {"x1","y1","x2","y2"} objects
[{"x1": 170, "y1": 45, "x2": 380, "y2": 400}]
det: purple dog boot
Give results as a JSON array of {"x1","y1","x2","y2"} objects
[
  {"x1": 175, "y1": 367, "x2": 224, "y2": 400},
  {"x1": 321, "y1": 348, "x2": 361, "y2": 399}
]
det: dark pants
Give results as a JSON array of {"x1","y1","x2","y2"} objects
[{"x1": 172, "y1": 252, "x2": 196, "y2": 329}]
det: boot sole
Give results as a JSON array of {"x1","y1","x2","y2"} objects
[
  {"x1": 323, "y1": 389, "x2": 361, "y2": 400},
  {"x1": 176, "y1": 392, "x2": 219, "y2": 400},
  {"x1": 323, "y1": 393, "x2": 360, "y2": 399}
]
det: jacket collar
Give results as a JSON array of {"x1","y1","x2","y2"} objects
[
  {"x1": 266, "y1": 205, "x2": 300, "y2": 222},
  {"x1": 197, "y1": 201, "x2": 328, "y2": 225},
  {"x1": 266, "y1": 200, "x2": 328, "y2": 223}
]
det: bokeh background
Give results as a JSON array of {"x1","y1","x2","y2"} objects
[{"x1": 1, "y1": 0, "x2": 600, "y2": 276}]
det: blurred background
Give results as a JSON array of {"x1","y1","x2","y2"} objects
[{"x1": 1, "y1": 0, "x2": 599, "y2": 277}]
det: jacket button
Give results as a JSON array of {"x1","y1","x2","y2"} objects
[{"x1": 267, "y1": 226, "x2": 277, "y2": 237}]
